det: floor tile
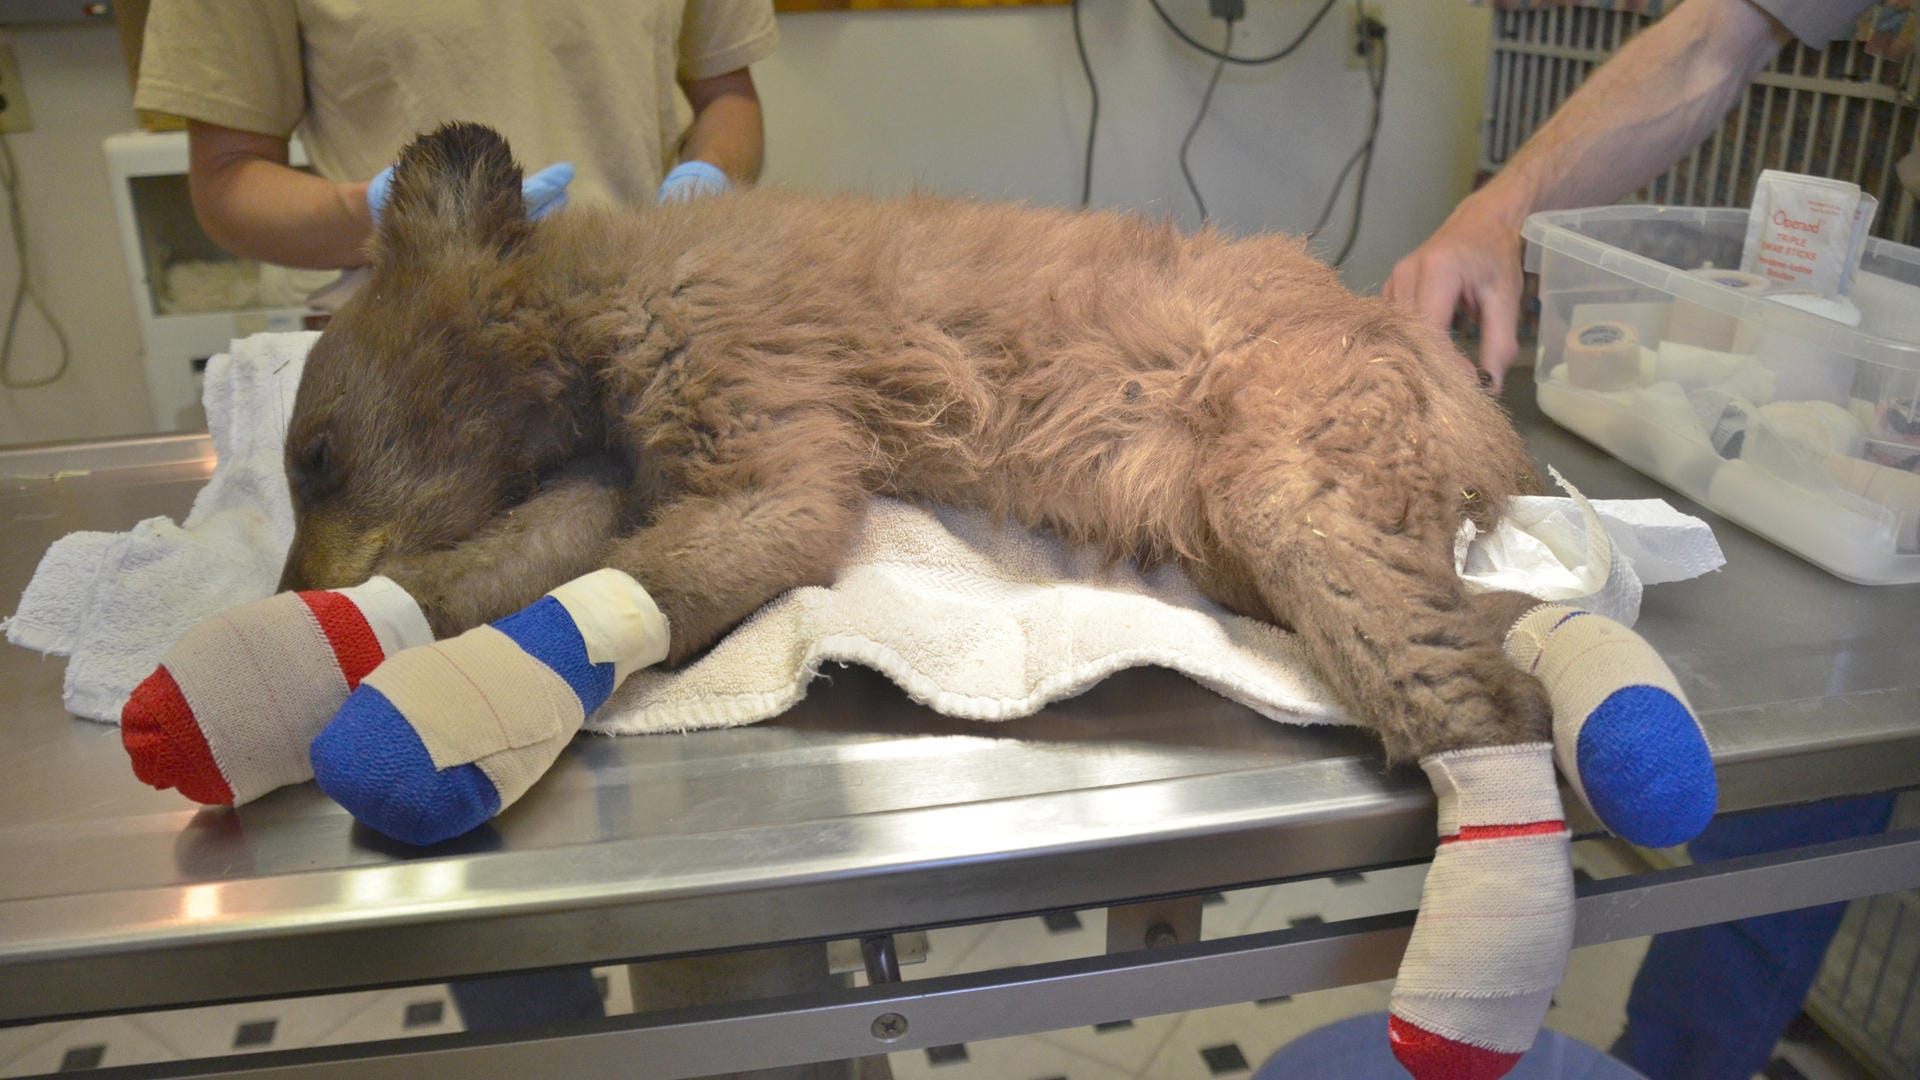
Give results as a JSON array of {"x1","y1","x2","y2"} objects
[
  {"x1": 909, "y1": 921, "x2": 999, "y2": 980},
  {"x1": 309, "y1": 989, "x2": 453, "y2": 1047},
  {"x1": 0, "y1": 1017, "x2": 178, "y2": 1075},
  {"x1": 1032, "y1": 1012, "x2": 1184, "y2": 1072},
  {"x1": 57, "y1": 1044, "x2": 107, "y2": 1071},
  {"x1": 1196, "y1": 885, "x2": 1277, "y2": 941},
  {"x1": 1140, "y1": 981, "x2": 1395, "y2": 1079},
  {"x1": 1235, "y1": 865, "x2": 1430, "y2": 939},
  {"x1": 887, "y1": 1030, "x2": 1131, "y2": 1080},
  {"x1": 0, "y1": 1020, "x2": 78, "y2": 1076},
  {"x1": 1545, "y1": 936, "x2": 1650, "y2": 1050},
  {"x1": 946, "y1": 911, "x2": 1105, "y2": 977},
  {"x1": 1572, "y1": 837, "x2": 1653, "y2": 881},
  {"x1": 1198, "y1": 1041, "x2": 1250, "y2": 1075},
  {"x1": 593, "y1": 965, "x2": 634, "y2": 1015},
  {"x1": 129, "y1": 989, "x2": 391, "y2": 1059}
]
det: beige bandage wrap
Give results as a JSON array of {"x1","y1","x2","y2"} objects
[
  {"x1": 1504, "y1": 603, "x2": 1694, "y2": 814},
  {"x1": 176, "y1": 592, "x2": 352, "y2": 802},
  {"x1": 355, "y1": 569, "x2": 670, "y2": 809},
  {"x1": 548, "y1": 568, "x2": 672, "y2": 681},
  {"x1": 348, "y1": 575, "x2": 436, "y2": 659},
  {"x1": 362, "y1": 627, "x2": 584, "y2": 772},
  {"x1": 1390, "y1": 742, "x2": 1573, "y2": 1055},
  {"x1": 177, "y1": 577, "x2": 434, "y2": 803}
]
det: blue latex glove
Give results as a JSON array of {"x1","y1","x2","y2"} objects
[
  {"x1": 657, "y1": 161, "x2": 732, "y2": 204},
  {"x1": 520, "y1": 162, "x2": 574, "y2": 219},
  {"x1": 366, "y1": 161, "x2": 575, "y2": 224}
]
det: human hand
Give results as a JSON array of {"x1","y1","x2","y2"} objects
[
  {"x1": 1383, "y1": 197, "x2": 1526, "y2": 394},
  {"x1": 365, "y1": 161, "x2": 575, "y2": 223},
  {"x1": 657, "y1": 161, "x2": 732, "y2": 204}
]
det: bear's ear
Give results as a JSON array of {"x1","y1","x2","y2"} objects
[{"x1": 373, "y1": 122, "x2": 530, "y2": 266}]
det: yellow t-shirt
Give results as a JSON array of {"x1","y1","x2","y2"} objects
[{"x1": 133, "y1": 0, "x2": 776, "y2": 209}]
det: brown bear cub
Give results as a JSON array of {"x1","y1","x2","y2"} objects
[{"x1": 119, "y1": 124, "x2": 1712, "y2": 1079}]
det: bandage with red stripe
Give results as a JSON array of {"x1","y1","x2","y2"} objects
[
  {"x1": 121, "y1": 577, "x2": 433, "y2": 805},
  {"x1": 1388, "y1": 742, "x2": 1575, "y2": 1080}
]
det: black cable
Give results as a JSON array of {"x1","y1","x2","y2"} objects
[
  {"x1": 1090, "y1": 0, "x2": 1379, "y2": 249},
  {"x1": 1307, "y1": 28, "x2": 1387, "y2": 267},
  {"x1": 1072, "y1": 0, "x2": 1099, "y2": 208},
  {"x1": 1148, "y1": 0, "x2": 1341, "y2": 66},
  {"x1": 0, "y1": 134, "x2": 71, "y2": 391},
  {"x1": 1179, "y1": 19, "x2": 1234, "y2": 223},
  {"x1": 1332, "y1": 33, "x2": 1386, "y2": 266}
]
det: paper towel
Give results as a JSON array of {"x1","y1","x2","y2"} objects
[{"x1": 1455, "y1": 467, "x2": 1725, "y2": 626}]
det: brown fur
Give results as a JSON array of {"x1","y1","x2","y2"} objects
[{"x1": 282, "y1": 123, "x2": 1550, "y2": 761}]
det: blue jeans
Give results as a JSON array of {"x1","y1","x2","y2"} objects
[{"x1": 1621, "y1": 794, "x2": 1896, "y2": 1080}]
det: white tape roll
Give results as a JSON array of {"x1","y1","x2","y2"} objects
[
  {"x1": 1565, "y1": 321, "x2": 1641, "y2": 391},
  {"x1": 1669, "y1": 268, "x2": 1771, "y2": 350}
]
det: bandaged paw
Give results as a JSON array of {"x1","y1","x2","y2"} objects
[
  {"x1": 1504, "y1": 604, "x2": 1716, "y2": 848},
  {"x1": 310, "y1": 569, "x2": 669, "y2": 845},
  {"x1": 1389, "y1": 743, "x2": 1573, "y2": 1080},
  {"x1": 120, "y1": 577, "x2": 431, "y2": 805}
]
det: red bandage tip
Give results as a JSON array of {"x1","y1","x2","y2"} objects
[
  {"x1": 1388, "y1": 1014, "x2": 1525, "y2": 1080},
  {"x1": 122, "y1": 665, "x2": 235, "y2": 805}
]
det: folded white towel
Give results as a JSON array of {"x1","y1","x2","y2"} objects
[
  {"x1": 6, "y1": 332, "x2": 1724, "y2": 730},
  {"x1": 597, "y1": 496, "x2": 1334, "y2": 733},
  {"x1": 4, "y1": 333, "x2": 308, "y2": 721}
]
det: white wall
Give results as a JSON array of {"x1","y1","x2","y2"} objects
[
  {"x1": 755, "y1": 0, "x2": 1492, "y2": 288},
  {"x1": 0, "y1": 21, "x2": 145, "y2": 447},
  {"x1": 0, "y1": 1, "x2": 1490, "y2": 447}
]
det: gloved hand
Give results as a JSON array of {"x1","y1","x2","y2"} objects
[
  {"x1": 366, "y1": 161, "x2": 575, "y2": 224},
  {"x1": 657, "y1": 161, "x2": 732, "y2": 204}
]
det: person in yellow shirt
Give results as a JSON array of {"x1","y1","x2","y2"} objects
[{"x1": 134, "y1": 1, "x2": 775, "y2": 269}]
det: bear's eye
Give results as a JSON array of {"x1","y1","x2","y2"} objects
[{"x1": 289, "y1": 432, "x2": 342, "y2": 504}]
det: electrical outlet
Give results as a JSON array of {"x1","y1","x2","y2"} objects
[
  {"x1": 1348, "y1": 4, "x2": 1384, "y2": 71},
  {"x1": 0, "y1": 43, "x2": 31, "y2": 134},
  {"x1": 1209, "y1": 0, "x2": 1246, "y2": 20}
]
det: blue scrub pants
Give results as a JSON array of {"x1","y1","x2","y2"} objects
[{"x1": 1621, "y1": 794, "x2": 1896, "y2": 1080}]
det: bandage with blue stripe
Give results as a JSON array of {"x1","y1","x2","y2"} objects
[
  {"x1": 310, "y1": 569, "x2": 669, "y2": 845},
  {"x1": 1505, "y1": 603, "x2": 1717, "y2": 848}
]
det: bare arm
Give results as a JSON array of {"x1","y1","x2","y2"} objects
[
  {"x1": 187, "y1": 121, "x2": 375, "y2": 270},
  {"x1": 1384, "y1": 0, "x2": 1795, "y2": 389},
  {"x1": 676, "y1": 67, "x2": 765, "y2": 185}
]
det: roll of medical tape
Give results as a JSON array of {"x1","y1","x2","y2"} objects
[
  {"x1": 1565, "y1": 321, "x2": 1641, "y2": 391},
  {"x1": 1669, "y1": 268, "x2": 1771, "y2": 350}
]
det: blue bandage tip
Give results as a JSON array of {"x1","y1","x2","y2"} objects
[
  {"x1": 311, "y1": 686, "x2": 501, "y2": 846},
  {"x1": 1577, "y1": 685, "x2": 1717, "y2": 848}
]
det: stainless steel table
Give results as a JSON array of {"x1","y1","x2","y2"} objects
[{"x1": 4, "y1": 387, "x2": 1918, "y2": 1078}]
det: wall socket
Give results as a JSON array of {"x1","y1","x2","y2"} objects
[
  {"x1": 0, "y1": 43, "x2": 32, "y2": 134},
  {"x1": 1347, "y1": 4, "x2": 1385, "y2": 71}
]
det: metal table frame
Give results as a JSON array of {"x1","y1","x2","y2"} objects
[{"x1": 4, "y1": 388, "x2": 1918, "y2": 1078}]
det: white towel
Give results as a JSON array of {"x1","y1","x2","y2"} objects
[
  {"x1": 598, "y1": 497, "x2": 1334, "y2": 733},
  {"x1": 5, "y1": 333, "x2": 1724, "y2": 729},
  {"x1": 4, "y1": 333, "x2": 308, "y2": 721}
]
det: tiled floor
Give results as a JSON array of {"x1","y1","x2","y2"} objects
[{"x1": 0, "y1": 842, "x2": 1886, "y2": 1079}]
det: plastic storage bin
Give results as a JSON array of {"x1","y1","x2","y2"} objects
[{"x1": 1523, "y1": 205, "x2": 1920, "y2": 585}]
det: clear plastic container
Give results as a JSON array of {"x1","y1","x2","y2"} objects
[{"x1": 1523, "y1": 205, "x2": 1920, "y2": 585}]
